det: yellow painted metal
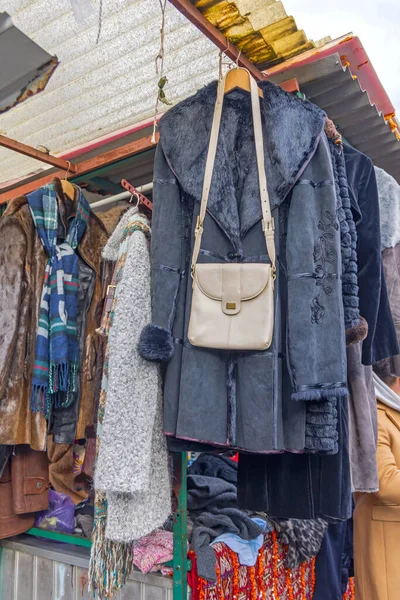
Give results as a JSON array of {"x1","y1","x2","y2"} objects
[{"x1": 191, "y1": 0, "x2": 315, "y2": 68}]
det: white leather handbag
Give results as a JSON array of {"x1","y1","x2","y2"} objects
[{"x1": 188, "y1": 71, "x2": 276, "y2": 351}]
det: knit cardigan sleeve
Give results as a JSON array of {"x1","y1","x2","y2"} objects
[{"x1": 95, "y1": 228, "x2": 160, "y2": 495}]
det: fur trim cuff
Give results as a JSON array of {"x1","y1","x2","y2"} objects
[
  {"x1": 292, "y1": 386, "x2": 347, "y2": 402},
  {"x1": 138, "y1": 324, "x2": 175, "y2": 362},
  {"x1": 346, "y1": 316, "x2": 368, "y2": 347}
]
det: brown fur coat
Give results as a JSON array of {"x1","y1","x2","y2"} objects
[{"x1": 0, "y1": 181, "x2": 108, "y2": 449}]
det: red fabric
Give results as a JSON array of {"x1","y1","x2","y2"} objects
[
  {"x1": 188, "y1": 533, "x2": 355, "y2": 600},
  {"x1": 190, "y1": 532, "x2": 315, "y2": 600},
  {"x1": 342, "y1": 578, "x2": 355, "y2": 600}
]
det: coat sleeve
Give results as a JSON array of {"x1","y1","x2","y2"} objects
[
  {"x1": 356, "y1": 162, "x2": 398, "y2": 364},
  {"x1": 376, "y1": 414, "x2": 400, "y2": 504},
  {"x1": 0, "y1": 216, "x2": 27, "y2": 399},
  {"x1": 139, "y1": 142, "x2": 182, "y2": 362}
]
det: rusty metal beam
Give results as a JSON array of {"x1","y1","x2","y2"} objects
[
  {"x1": 168, "y1": 0, "x2": 265, "y2": 81},
  {"x1": 0, "y1": 134, "x2": 158, "y2": 204},
  {"x1": 0, "y1": 134, "x2": 77, "y2": 173}
]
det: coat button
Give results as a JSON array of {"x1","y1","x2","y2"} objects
[
  {"x1": 36, "y1": 481, "x2": 43, "y2": 489},
  {"x1": 227, "y1": 251, "x2": 237, "y2": 260}
]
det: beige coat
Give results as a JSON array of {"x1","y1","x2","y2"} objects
[{"x1": 354, "y1": 401, "x2": 400, "y2": 600}]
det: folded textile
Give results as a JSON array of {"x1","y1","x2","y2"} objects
[
  {"x1": 188, "y1": 453, "x2": 238, "y2": 484},
  {"x1": 276, "y1": 518, "x2": 328, "y2": 569},
  {"x1": 133, "y1": 530, "x2": 173, "y2": 574},
  {"x1": 188, "y1": 474, "x2": 264, "y2": 581},
  {"x1": 211, "y1": 517, "x2": 270, "y2": 566}
]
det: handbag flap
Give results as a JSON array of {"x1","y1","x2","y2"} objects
[{"x1": 195, "y1": 263, "x2": 271, "y2": 309}]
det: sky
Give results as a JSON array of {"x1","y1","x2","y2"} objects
[{"x1": 282, "y1": 0, "x2": 400, "y2": 111}]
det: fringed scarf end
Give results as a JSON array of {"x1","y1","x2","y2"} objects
[
  {"x1": 30, "y1": 385, "x2": 48, "y2": 413},
  {"x1": 49, "y1": 362, "x2": 78, "y2": 393},
  {"x1": 89, "y1": 495, "x2": 134, "y2": 600}
]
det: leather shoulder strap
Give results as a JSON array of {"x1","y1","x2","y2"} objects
[{"x1": 191, "y1": 71, "x2": 275, "y2": 274}]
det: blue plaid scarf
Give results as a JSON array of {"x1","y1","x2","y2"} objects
[{"x1": 27, "y1": 183, "x2": 91, "y2": 417}]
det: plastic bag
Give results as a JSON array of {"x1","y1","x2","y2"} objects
[{"x1": 34, "y1": 490, "x2": 75, "y2": 534}]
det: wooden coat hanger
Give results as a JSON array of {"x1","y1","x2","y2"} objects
[
  {"x1": 224, "y1": 67, "x2": 263, "y2": 99},
  {"x1": 60, "y1": 179, "x2": 75, "y2": 201}
]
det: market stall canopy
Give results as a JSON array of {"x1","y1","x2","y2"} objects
[
  {"x1": 185, "y1": 0, "x2": 315, "y2": 68},
  {"x1": 267, "y1": 47, "x2": 400, "y2": 184},
  {"x1": 0, "y1": 0, "x2": 219, "y2": 188},
  {"x1": 0, "y1": 11, "x2": 58, "y2": 114}
]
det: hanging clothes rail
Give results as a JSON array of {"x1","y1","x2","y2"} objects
[{"x1": 0, "y1": 135, "x2": 158, "y2": 203}]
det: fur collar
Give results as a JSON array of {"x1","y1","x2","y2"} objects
[{"x1": 159, "y1": 80, "x2": 326, "y2": 249}]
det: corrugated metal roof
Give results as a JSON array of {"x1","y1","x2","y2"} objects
[
  {"x1": 269, "y1": 54, "x2": 400, "y2": 183},
  {"x1": 0, "y1": 11, "x2": 58, "y2": 113},
  {"x1": 192, "y1": 0, "x2": 314, "y2": 69},
  {"x1": 0, "y1": 0, "x2": 219, "y2": 185}
]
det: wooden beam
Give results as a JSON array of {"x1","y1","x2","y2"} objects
[
  {"x1": 0, "y1": 135, "x2": 77, "y2": 173},
  {"x1": 168, "y1": 0, "x2": 265, "y2": 82},
  {"x1": 0, "y1": 134, "x2": 158, "y2": 204},
  {"x1": 279, "y1": 78, "x2": 300, "y2": 93}
]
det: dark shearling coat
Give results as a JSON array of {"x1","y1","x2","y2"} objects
[
  {"x1": 140, "y1": 80, "x2": 350, "y2": 453},
  {"x1": 0, "y1": 183, "x2": 108, "y2": 450}
]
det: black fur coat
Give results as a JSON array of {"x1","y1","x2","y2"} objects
[{"x1": 140, "y1": 80, "x2": 356, "y2": 455}]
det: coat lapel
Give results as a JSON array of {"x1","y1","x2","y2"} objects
[
  {"x1": 379, "y1": 403, "x2": 400, "y2": 432},
  {"x1": 159, "y1": 80, "x2": 326, "y2": 249}
]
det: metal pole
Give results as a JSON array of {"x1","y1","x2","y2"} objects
[{"x1": 173, "y1": 452, "x2": 189, "y2": 600}]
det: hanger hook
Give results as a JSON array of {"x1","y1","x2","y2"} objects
[
  {"x1": 64, "y1": 161, "x2": 72, "y2": 180},
  {"x1": 129, "y1": 191, "x2": 140, "y2": 209},
  {"x1": 235, "y1": 50, "x2": 241, "y2": 69},
  {"x1": 219, "y1": 40, "x2": 231, "y2": 80}
]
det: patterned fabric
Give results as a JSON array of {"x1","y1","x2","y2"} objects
[
  {"x1": 276, "y1": 518, "x2": 328, "y2": 569},
  {"x1": 343, "y1": 578, "x2": 355, "y2": 600},
  {"x1": 27, "y1": 184, "x2": 90, "y2": 416},
  {"x1": 191, "y1": 535, "x2": 355, "y2": 600},
  {"x1": 193, "y1": 531, "x2": 316, "y2": 600},
  {"x1": 133, "y1": 530, "x2": 173, "y2": 574}
]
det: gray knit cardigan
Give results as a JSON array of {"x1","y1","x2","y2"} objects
[{"x1": 95, "y1": 208, "x2": 171, "y2": 542}]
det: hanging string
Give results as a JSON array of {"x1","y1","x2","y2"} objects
[
  {"x1": 218, "y1": 41, "x2": 236, "y2": 81},
  {"x1": 152, "y1": 0, "x2": 170, "y2": 143},
  {"x1": 96, "y1": 0, "x2": 103, "y2": 44}
]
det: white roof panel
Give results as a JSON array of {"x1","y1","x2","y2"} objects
[{"x1": 0, "y1": 0, "x2": 219, "y2": 184}]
